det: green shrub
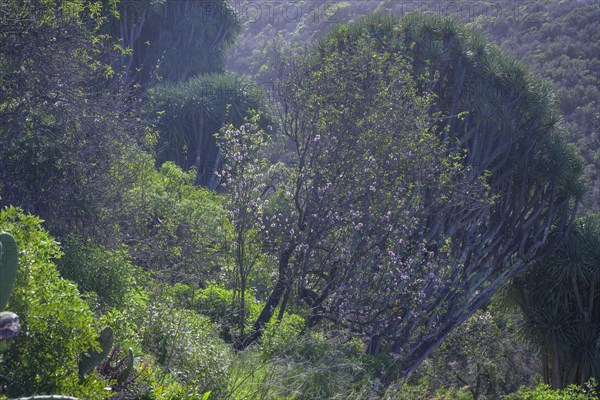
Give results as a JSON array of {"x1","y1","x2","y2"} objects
[
  {"x1": 0, "y1": 207, "x2": 108, "y2": 398},
  {"x1": 260, "y1": 313, "x2": 306, "y2": 359},
  {"x1": 501, "y1": 379, "x2": 599, "y2": 400},
  {"x1": 257, "y1": 321, "x2": 367, "y2": 400},
  {"x1": 186, "y1": 283, "x2": 262, "y2": 341},
  {"x1": 124, "y1": 162, "x2": 233, "y2": 285},
  {"x1": 58, "y1": 236, "x2": 145, "y2": 311},
  {"x1": 385, "y1": 378, "x2": 475, "y2": 400},
  {"x1": 409, "y1": 304, "x2": 540, "y2": 399},
  {"x1": 227, "y1": 349, "x2": 285, "y2": 399},
  {"x1": 113, "y1": 353, "x2": 212, "y2": 400},
  {"x1": 141, "y1": 304, "x2": 231, "y2": 398},
  {"x1": 196, "y1": 284, "x2": 234, "y2": 321}
]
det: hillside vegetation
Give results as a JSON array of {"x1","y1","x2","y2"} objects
[
  {"x1": 0, "y1": 0, "x2": 598, "y2": 399},
  {"x1": 228, "y1": 0, "x2": 599, "y2": 213}
]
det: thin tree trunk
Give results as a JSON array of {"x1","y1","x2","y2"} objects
[
  {"x1": 543, "y1": 354, "x2": 550, "y2": 385},
  {"x1": 277, "y1": 285, "x2": 292, "y2": 321},
  {"x1": 239, "y1": 238, "x2": 246, "y2": 339},
  {"x1": 238, "y1": 244, "x2": 295, "y2": 349},
  {"x1": 553, "y1": 344, "x2": 563, "y2": 389}
]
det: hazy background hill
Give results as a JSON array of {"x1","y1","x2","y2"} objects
[{"x1": 226, "y1": 0, "x2": 599, "y2": 212}]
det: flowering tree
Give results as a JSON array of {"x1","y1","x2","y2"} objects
[
  {"x1": 222, "y1": 29, "x2": 489, "y2": 353},
  {"x1": 221, "y1": 13, "x2": 585, "y2": 381},
  {"x1": 217, "y1": 115, "x2": 272, "y2": 338}
]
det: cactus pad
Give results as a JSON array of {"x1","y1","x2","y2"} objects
[
  {"x1": 117, "y1": 347, "x2": 134, "y2": 384},
  {"x1": 78, "y1": 326, "x2": 114, "y2": 380},
  {"x1": 0, "y1": 232, "x2": 18, "y2": 311}
]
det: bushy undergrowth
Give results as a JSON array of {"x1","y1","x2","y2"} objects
[
  {"x1": 58, "y1": 236, "x2": 147, "y2": 311},
  {"x1": 0, "y1": 207, "x2": 108, "y2": 398},
  {"x1": 123, "y1": 162, "x2": 233, "y2": 284},
  {"x1": 1, "y1": 204, "x2": 597, "y2": 400},
  {"x1": 141, "y1": 305, "x2": 231, "y2": 398},
  {"x1": 235, "y1": 317, "x2": 370, "y2": 400},
  {"x1": 502, "y1": 379, "x2": 599, "y2": 400}
]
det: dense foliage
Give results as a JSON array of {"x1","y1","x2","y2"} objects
[
  {"x1": 0, "y1": 207, "x2": 105, "y2": 398},
  {"x1": 510, "y1": 216, "x2": 600, "y2": 388},
  {"x1": 228, "y1": 0, "x2": 599, "y2": 213},
  {"x1": 0, "y1": 0, "x2": 146, "y2": 241},
  {"x1": 0, "y1": 0, "x2": 597, "y2": 398},
  {"x1": 222, "y1": 13, "x2": 585, "y2": 381}
]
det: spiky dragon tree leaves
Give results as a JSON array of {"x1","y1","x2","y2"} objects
[
  {"x1": 148, "y1": 74, "x2": 268, "y2": 187},
  {"x1": 510, "y1": 216, "x2": 600, "y2": 388},
  {"x1": 111, "y1": 0, "x2": 240, "y2": 86}
]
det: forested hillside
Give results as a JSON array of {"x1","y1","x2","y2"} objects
[
  {"x1": 228, "y1": 0, "x2": 600, "y2": 213},
  {"x1": 0, "y1": 0, "x2": 598, "y2": 399}
]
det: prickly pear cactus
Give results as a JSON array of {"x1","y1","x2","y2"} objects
[
  {"x1": 117, "y1": 347, "x2": 134, "y2": 384},
  {"x1": 0, "y1": 232, "x2": 18, "y2": 311},
  {"x1": 78, "y1": 326, "x2": 114, "y2": 380},
  {"x1": 1, "y1": 234, "x2": 78, "y2": 399}
]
